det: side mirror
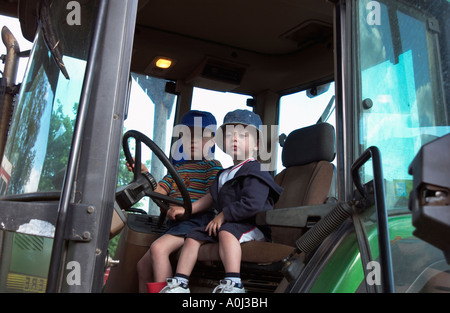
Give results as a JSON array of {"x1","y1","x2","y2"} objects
[
  {"x1": 408, "y1": 133, "x2": 450, "y2": 263},
  {"x1": 306, "y1": 82, "x2": 331, "y2": 98}
]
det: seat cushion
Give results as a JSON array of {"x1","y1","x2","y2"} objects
[
  {"x1": 197, "y1": 241, "x2": 295, "y2": 264},
  {"x1": 274, "y1": 161, "x2": 334, "y2": 208},
  {"x1": 271, "y1": 161, "x2": 334, "y2": 246}
]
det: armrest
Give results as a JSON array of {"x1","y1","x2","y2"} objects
[{"x1": 255, "y1": 203, "x2": 337, "y2": 228}]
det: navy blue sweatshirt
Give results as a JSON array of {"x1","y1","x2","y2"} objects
[{"x1": 187, "y1": 160, "x2": 283, "y2": 242}]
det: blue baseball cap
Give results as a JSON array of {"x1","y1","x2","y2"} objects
[
  {"x1": 172, "y1": 110, "x2": 217, "y2": 163},
  {"x1": 216, "y1": 110, "x2": 263, "y2": 152},
  {"x1": 179, "y1": 110, "x2": 217, "y2": 133},
  {"x1": 220, "y1": 109, "x2": 262, "y2": 132}
]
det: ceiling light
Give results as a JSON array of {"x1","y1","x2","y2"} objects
[{"x1": 155, "y1": 58, "x2": 172, "y2": 69}]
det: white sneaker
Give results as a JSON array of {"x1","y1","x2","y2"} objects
[
  {"x1": 159, "y1": 278, "x2": 190, "y2": 293},
  {"x1": 212, "y1": 279, "x2": 245, "y2": 293}
]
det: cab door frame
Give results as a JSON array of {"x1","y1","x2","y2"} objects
[
  {"x1": 0, "y1": 0, "x2": 139, "y2": 293},
  {"x1": 46, "y1": 0, "x2": 138, "y2": 292},
  {"x1": 291, "y1": 0, "x2": 396, "y2": 293}
]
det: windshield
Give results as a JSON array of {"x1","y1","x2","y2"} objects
[
  {"x1": 117, "y1": 73, "x2": 177, "y2": 215},
  {"x1": 191, "y1": 87, "x2": 251, "y2": 169},
  {"x1": 1, "y1": 1, "x2": 98, "y2": 196},
  {"x1": 355, "y1": 0, "x2": 449, "y2": 212},
  {"x1": 278, "y1": 82, "x2": 336, "y2": 173},
  {"x1": 354, "y1": 0, "x2": 450, "y2": 293}
]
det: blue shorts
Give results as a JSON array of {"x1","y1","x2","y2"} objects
[
  {"x1": 164, "y1": 212, "x2": 215, "y2": 237},
  {"x1": 186, "y1": 221, "x2": 270, "y2": 243}
]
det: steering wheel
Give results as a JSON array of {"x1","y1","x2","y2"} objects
[{"x1": 117, "y1": 130, "x2": 192, "y2": 223}]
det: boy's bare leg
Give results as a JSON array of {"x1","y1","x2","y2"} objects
[
  {"x1": 218, "y1": 230, "x2": 241, "y2": 273},
  {"x1": 136, "y1": 234, "x2": 184, "y2": 292},
  {"x1": 150, "y1": 234, "x2": 185, "y2": 281},
  {"x1": 175, "y1": 238, "x2": 204, "y2": 276},
  {"x1": 137, "y1": 249, "x2": 153, "y2": 293}
]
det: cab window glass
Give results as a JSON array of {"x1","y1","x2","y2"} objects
[
  {"x1": 191, "y1": 87, "x2": 251, "y2": 169},
  {"x1": 1, "y1": 1, "x2": 98, "y2": 196},
  {"x1": 118, "y1": 73, "x2": 176, "y2": 214},
  {"x1": 355, "y1": 0, "x2": 450, "y2": 293},
  {"x1": 356, "y1": 0, "x2": 450, "y2": 212},
  {"x1": 277, "y1": 82, "x2": 335, "y2": 173}
]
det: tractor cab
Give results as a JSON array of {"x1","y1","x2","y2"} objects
[{"x1": 0, "y1": 0, "x2": 449, "y2": 294}]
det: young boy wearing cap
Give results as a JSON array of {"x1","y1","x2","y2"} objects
[
  {"x1": 161, "y1": 109, "x2": 283, "y2": 293},
  {"x1": 129, "y1": 110, "x2": 222, "y2": 292}
]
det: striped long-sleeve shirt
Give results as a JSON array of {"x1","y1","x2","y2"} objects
[{"x1": 159, "y1": 159, "x2": 222, "y2": 204}]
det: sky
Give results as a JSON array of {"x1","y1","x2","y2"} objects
[{"x1": 0, "y1": 15, "x2": 33, "y2": 83}]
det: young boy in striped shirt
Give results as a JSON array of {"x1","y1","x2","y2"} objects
[{"x1": 130, "y1": 111, "x2": 222, "y2": 292}]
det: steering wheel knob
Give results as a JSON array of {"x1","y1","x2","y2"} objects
[{"x1": 142, "y1": 172, "x2": 158, "y2": 191}]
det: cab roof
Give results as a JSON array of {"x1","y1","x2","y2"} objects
[{"x1": 0, "y1": 0, "x2": 335, "y2": 95}]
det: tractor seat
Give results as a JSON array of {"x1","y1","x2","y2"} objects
[{"x1": 197, "y1": 122, "x2": 336, "y2": 264}]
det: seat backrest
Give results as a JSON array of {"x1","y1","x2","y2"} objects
[{"x1": 271, "y1": 122, "x2": 336, "y2": 246}]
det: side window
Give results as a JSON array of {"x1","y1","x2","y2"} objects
[
  {"x1": 118, "y1": 73, "x2": 176, "y2": 214},
  {"x1": 354, "y1": 0, "x2": 450, "y2": 292},
  {"x1": 277, "y1": 82, "x2": 336, "y2": 173},
  {"x1": 356, "y1": 0, "x2": 449, "y2": 212},
  {"x1": 0, "y1": 16, "x2": 33, "y2": 83},
  {"x1": 191, "y1": 87, "x2": 251, "y2": 169},
  {"x1": 1, "y1": 4, "x2": 97, "y2": 196}
]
